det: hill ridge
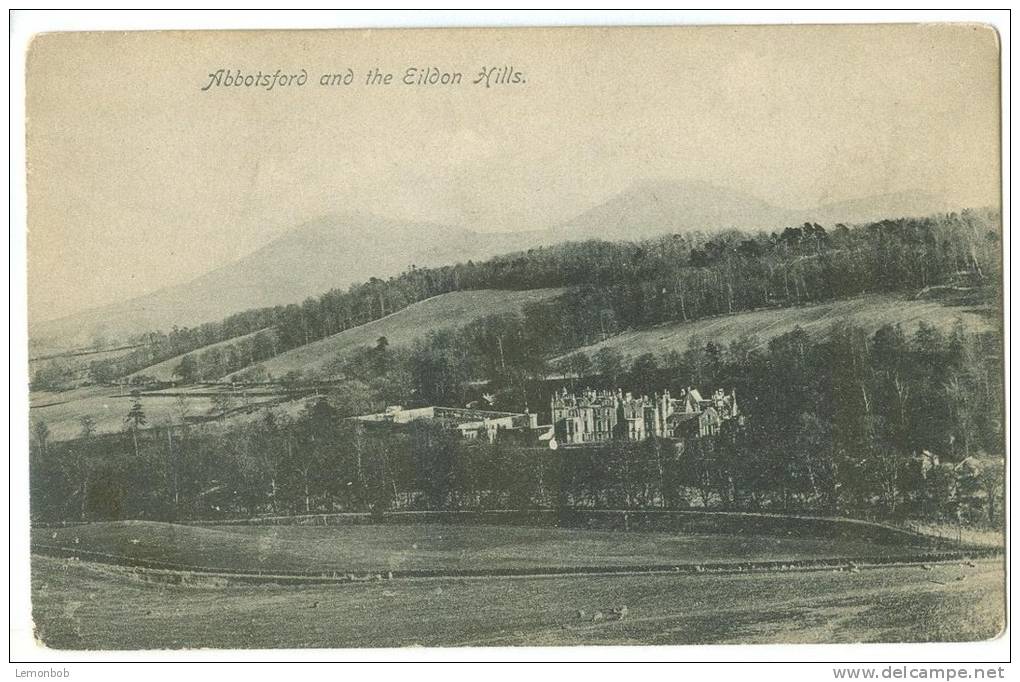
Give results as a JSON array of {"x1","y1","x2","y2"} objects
[{"x1": 31, "y1": 181, "x2": 954, "y2": 349}]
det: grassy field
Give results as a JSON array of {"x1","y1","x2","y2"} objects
[
  {"x1": 34, "y1": 520, "x2": 932, "y2": 575},
  {"x1": 30, "y1": 386, "x2": 214, "y2": 442},
  {"x1": 228, "y1": 288, "x2": 565, "y2": 381},
  {"x1": 29, "y1": 345, "x2": 141, "y2": 385},
  {"x1": 29, "y1": 385, "x2": 282, "y2": 442},
  {"x1": 556, "y1": 294, "x2": 995, "y2": 364},
  {"x1": 30, "y1": 554, "x2": 1004, "y2": 648},
  {"x1": 126, "y1": 328, "x2": 275, "y2": 382},
  {"x1": 31, "y1": 290, "x2": 993, "y2": 441}
]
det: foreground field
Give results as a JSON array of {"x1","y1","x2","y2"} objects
[
  {"x1": 30, "y1": 554, "x2": 1004, "y2": 648},
  {"x1": 35, "y1": 521, "x2": 932, "y2": 574}
]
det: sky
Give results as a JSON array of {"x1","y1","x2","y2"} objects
[{"x1": 26, "y1": 24, "x2": 1000, "y2": 323}]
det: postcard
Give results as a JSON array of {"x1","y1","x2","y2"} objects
[{"x1": 21, "y1": 23, "x2": 1004, "y2": 652}]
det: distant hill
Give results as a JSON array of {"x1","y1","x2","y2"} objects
[
  {"x1": 553, "y1": 294, "x2": 995, "y2": 366},
  {"x1": 227, "y1": 288, "x2": 565, "y2": 381},
  {"x1": 547, "y1": 179, "x2": 952, "y2": 242},
  {"x1": 31, "y1": 182, "x2": 953, "y2": 349},
  {"x1": 549, "y1": 179, "x2": 798, "y2": 241},
  {"x1": 31, "y1": 213, "x2": 524, "y2": 349},
  {"x1": 808, "y1": 191, "x2": 954, "y2": 226}
]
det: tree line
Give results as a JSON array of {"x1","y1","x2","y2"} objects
[
  {"x1": 30, "y1": 208, "x2": 997, "y2": 388},
  {"x1": 30, "y1": 319, "x2": 1004, "y2": 527}
]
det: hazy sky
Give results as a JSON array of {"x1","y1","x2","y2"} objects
[{"x1": 26, "y1": 24, "x2": 1000, "y2": 322}]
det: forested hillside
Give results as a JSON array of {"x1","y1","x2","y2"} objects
[
  {"x1": 28, "y1": 208, "x2": 1004, "y2": 526},
  {"x1": 554, "y1": 293, "x2": 994, "y2": 366},
  {"x1": 227, "y1": 288, "x2": 564, "y2": 383},
  {"x1": 29, "y1": 318, "x2": 1004, "y2": 525},
  {"x1": 46, "y1": 208, "x2": 998, "y2": 389}
]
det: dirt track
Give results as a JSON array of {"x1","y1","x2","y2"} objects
[
  {"x1": 30, "y1": 554, "x2": 1005, "y2": 648},
  {"x1": 31, "y1": 542, "x2": 1001, "y2": 586}
]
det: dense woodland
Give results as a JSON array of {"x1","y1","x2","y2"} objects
[
  {"x1": 29, "y1": 209, "x2": 1004, "y2": 527},
  {"x1": 30, "y1": 208, "x2": 1000, "y2": 387},
  {"x1": 30, "y1": 318, "x2": 1004, "y2": 527}
]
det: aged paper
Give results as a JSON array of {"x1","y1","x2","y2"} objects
[{"x1": 21, "y1": 24, "x2": 1004, "y2": 653}]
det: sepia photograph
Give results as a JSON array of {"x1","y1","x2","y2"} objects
[{"x1": 13, "y1": 14, "x2": 1007, "y2": 659}]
